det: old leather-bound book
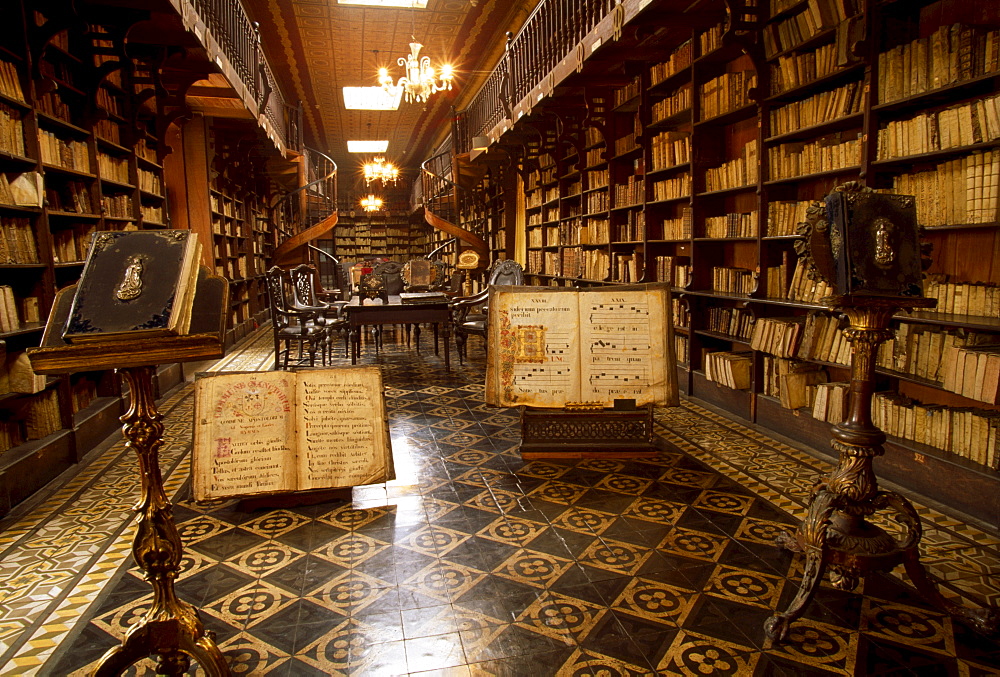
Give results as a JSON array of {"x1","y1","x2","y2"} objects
[{"x1": 62, "y1": 230, "x2": 201, "y2": 343}]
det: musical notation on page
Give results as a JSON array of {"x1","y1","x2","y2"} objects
[
  {"x1": 514, "y1": 364, "x2": 574, "y2": 387},
  {"x1": 589, "y1": 303, "x2": 650, "y2": 324},
  {"x1": 588, "y1": 366, "x2": 649, "y2": 385},
  {"x1": 544, "y1": 330, "x2": 574, "y2": 357},
  {"x1": 590, "y1": 337, "x2": 651, "y2": 354}
]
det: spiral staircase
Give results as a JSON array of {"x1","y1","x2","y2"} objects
[
  {"x1": 271, "y1": 147, "x2": 339, "y2": 266},
  {"x1": 420, "y1": 149, "x2": 490, "y2": 264}
]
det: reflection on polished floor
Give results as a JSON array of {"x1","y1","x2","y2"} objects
[{"x1": 1, "y1": 328, "x2": 998, "y2": 675}]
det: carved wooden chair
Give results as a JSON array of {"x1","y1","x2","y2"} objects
[
  {"x1": 451, "y1": 259, "x2": 524, "y2": 363},
  {"x1": 264, "y1": 266, "x2": 332, "y2": 370},
  {"x1": 288, "y1": 264, "x2": 349, "y2": 358}
]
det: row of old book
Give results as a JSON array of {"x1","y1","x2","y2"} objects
[
  {"x1": 751, "y1": 314, "x2": 852, "y2": 365},
  {"x1": 787, "y1": 258, "x2": 834, "y2": 304},
  {"x1": 0, "y1": 389, "x2": 61, "y2": 454},
  {"x1": 101, "y1": 193, "x2": 134, "y2": 218},
  {"x1": 703, "y1": 350, "x2": 752, "y2": 390},
  {"x1": 769, "y1": 43, "x2": 840, "y2": 96},
  {"x1": 923, "y1": 278, "x2": 1000, "y2": 318},
  {"x1": 761, "y1": 357, "x2": 848, "y2": 422},
  {"x1": 0, "y1": 217, "x2": 40, "y2": 264},
  {"x1": 704, "y1": 211, "x2": 757, "y2": 239},
  {"x1": 699, "y1": 70, "x2": 756, "y2": 121},
  {"x1": 769, "y1": 81, "x2": 863, "y2": 138},
  {"x1": 652, "y1": 173, "x2": 692, "y2": 202},
  {"x1": 873, "y1": 392, "x2": 1000, "y2": 470},
  {"x1": 0, "y1": 287, "x2": 41, "y2": 332},
  {"x1": 711, "y1": 266, "x2": 755, "y2": 295},
  {"x1": 612, "y1": 176, "x2": 644, "y2": 207},
  {"x1": 708, "y1": 307, "x2": 754, "y2": 340},
  {"x1": 876, "y1": 93, "x2": 1000, "y2": 160},
  {"x1": 650, "y1": 132, "x2": 691, "y2": 172},
  {"x1": 655, "y1": 256, "x2": 691, "y2": 288},
  {"x1": 651, "y1": 85, "x2": 691, "y2": 126},
  {"x1": 96, "y1": 153, "x2": 131, "y2": 185},
  {"x1": 704, "y1": 140, "x2": 758, "y2": 192},
  {"x1": 764, "y1": 253, "x2": 791, "y2": 300},
  {"x1": 878, "y1": 23, "x2": 1000, "y2": 105},
  {"x1": 0, "y1": 103, "x2": 25, "y2": 157},
  {"x1": 767, "y1": 132, "x2": 862, "y2": 181},
  {"x1": 766, "y1": 199, "x2": 813, "y2": 237},
  {"x1": 52, "y1": 225, "x2": 95, "y2": 263},
  {"x1": 662, "y1": 208, "x2": 693, "y2": 240},
  {"x1": 762, "y1": 6, "x2": 823, "y2": 59},
  {"x1": 890, "y1": 149, "x2": 999, "y2": 226},
  {"x1": 0, "y1": 59, "x2": 25, "y2": 102},
  {"x1": 37, "y1": 130, "x2": 90, "y2": 172},
  {"x1": 649, "y1": 39, "x2": 692, "y2": 86}
]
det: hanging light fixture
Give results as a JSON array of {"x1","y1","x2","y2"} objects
[
  {"x1": 360, "y1": 194, "x2": 384, "y2": 212},
  {"x1": 378, "y1": 41, "x2": 454, "y2": 104},
  {"x1": 363, "y1": 157, "x2": 400, "y2": 186}
]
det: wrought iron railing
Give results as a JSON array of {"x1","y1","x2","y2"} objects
[
  {"x1": 185, "y1": 0, "x2": 300, "y2": 152},
  {"x1": 458, "y1": 0, "x2": 620, "y2": 153}
]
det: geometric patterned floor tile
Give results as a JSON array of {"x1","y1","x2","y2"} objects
[{"x1": 0, "y1": 328, "x2": 996, "y2": 676}]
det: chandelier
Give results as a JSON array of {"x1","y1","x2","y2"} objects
[
  {"x1": 378, "y1": 42, "x2": 454, "y2": 104},
  {"x1": 360, "y1": 194, "x2": 383, "y2": 212},
  {"x1": 363, "y1": 157, "x2": 400, "y2": 186}
]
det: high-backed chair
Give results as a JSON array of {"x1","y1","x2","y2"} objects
[
  {"x1": 264, "y1": 266, "x2": 331, "y2": 370},
  {"x1": 373, "y1": 261, "x2": 405, "y2": 295},
  {"x1": 451, "y1": 259, "x2": 524, "y2": 363},
  {"x1": 288, "y1": 264, "x2": 349, "y2": 358}
]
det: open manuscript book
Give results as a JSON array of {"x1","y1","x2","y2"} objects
[
  {"x1": 486, "y1": 284, "x2": 677, "y2": 408},
  {"x1": 193, "y1": 366, "x2": 394, "y2": 500}
]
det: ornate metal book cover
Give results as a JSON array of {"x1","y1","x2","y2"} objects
[{"x1": 62, "y1": 231, "x2": 201, "y2": 343}]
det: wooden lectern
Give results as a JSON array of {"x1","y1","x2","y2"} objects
[
  {"x1": 28, "y1": 266, "x2": 231, "y2": 676},
  {"x1": 764, "y1": 182, "x2": 998, "y2": 642}
]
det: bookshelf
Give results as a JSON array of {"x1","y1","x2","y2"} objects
[
  {"x1": 0, "y1": 1, "x2": 290, "y2": 515},
  {"x1": 503, "y1": 0, "x2": 1000, "y2": 527},
  {"x1": 332, "y1": 208, "x2": 432, "y2": 262}
]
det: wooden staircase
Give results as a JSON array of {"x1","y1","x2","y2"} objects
[{"x1": 271, "y1": 148, "x2": 339, "y2": 265}]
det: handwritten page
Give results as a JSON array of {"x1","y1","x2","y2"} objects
[
  {"x1": 296, "y1": 367, "x2": 391, "y2": 491},
  {"x1": 487, "y1": 289, "x2": 581, "y2": 406},
  {"x1": 193, "y1": 371, "x2": 297, "y2": 500},
  {"x1": 192, "y1": 367, "x2": 394, "y2": 500},
  {"x1": 580, "y1": 289, "x2": 669, "y2": 405}
]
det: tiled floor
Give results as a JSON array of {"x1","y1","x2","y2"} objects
[{"x1": 1, "y1": 328, "x2": 998, "y2": 675}]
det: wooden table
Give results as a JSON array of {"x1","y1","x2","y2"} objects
[{"x1": 344, "y1": 295, "x2": 452, "y2": 369}]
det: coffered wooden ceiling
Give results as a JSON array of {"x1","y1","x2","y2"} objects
[{"x1": 242, "y1": 0, "x2": 542, "y2": 192}]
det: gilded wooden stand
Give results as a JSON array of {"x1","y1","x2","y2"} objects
[
  {"x1": 764, "y1": 297, "x2": 999, "y2": 643},
  {"x1": 27, "y1": 271, "x2": 231, "y2": 675},
  {"x1": 91, "y1": 365, "x2": 228, "y2": 676}
]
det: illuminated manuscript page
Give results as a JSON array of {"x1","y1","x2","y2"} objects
[
  {"x1": 193, "y1": 371, "x2": 297, "y2": 500},
  {"x1": 296, "y1": 367, "x2": 393, "y2": 491},
  {"x1": 486, "y1": 284, "x2": 676, "y2": 408},
  {"x1": 578, "y1": 286, "x2": 674, "y2": 406},
  {"x1": 486, "y1": 288, "x2": 581, "y2": 407}
]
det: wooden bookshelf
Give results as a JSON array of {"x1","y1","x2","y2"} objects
[{"x1": 500, "y1": 0, "x2": 1000, "y2": 528}]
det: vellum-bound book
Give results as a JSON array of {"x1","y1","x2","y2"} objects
[
  {"x1": 62, "y1": 230, "x2": 201, "y2": 343},
  {"x1": 486, "y1": 284, "x2": 677, "y2": 408},
  {"x1": 192, "y1": 366, "x2": 394, "y2": 501}
]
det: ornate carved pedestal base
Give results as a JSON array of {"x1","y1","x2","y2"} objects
[
  {"x1": 764, "y1": 303, "x2": 999, "y2": 644},
  {"x1": 520, "y1": 405, "x2": 659, "y2": 459},
  {"x1": 93, "y1": 367, "x2": 229, "y2": 676}
]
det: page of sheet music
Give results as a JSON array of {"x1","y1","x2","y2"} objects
[
  {"x1": 579, "y1": 289, "x2": 669, "y2": 405},
  {"x1": 486, "y1": 289, "x2": 581, "y2": 407}
]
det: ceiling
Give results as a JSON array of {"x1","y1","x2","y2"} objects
[{"x1": 241, "y1": 0, "x2": 543, "y2": 196}]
